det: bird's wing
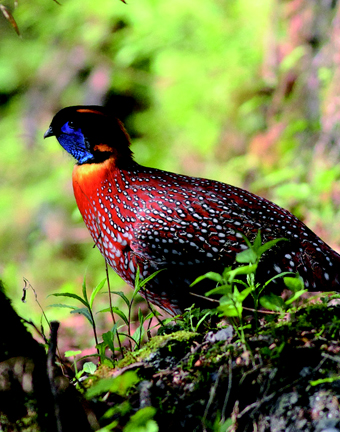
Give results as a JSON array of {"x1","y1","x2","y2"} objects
[{"x1": 129, "y1": 201, "x2": 244, "y2": 268}]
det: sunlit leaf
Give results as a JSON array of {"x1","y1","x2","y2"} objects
[
  {"x1": 257, "y1": 238, "x2": 288, "y2": 256},
  {"x1": 259, "y1": 293, "x2": 284, "y2": 311},
  {"x1": 284, "y1": 289, "x2": 308, "y2": 305},
  {"x1": 236, "y1": 248, "x2": 257, "y2": 264},
  {"x1": 102, "y1": 330, "x2": 115, "y2": 353},
  {"x1": 191, "y1": 271, "x2": 223, "y2": 286},
  {"x1": 110, "y1": 291, "x2": 130, "y2": 308},
  {"x1": 82, "y1": 362, "x2": 97, "y2": 374},
  {"x1": 98, "y1": 306, "x2": 129, "y2": 325},
  {"x1": 49, "y1": 293, "x2": 88, "y2": 308},
  {"x1": 70, "y1": 307, "x2": 93, "y2": 325},
  {"x1": 89, "y1": 278, "x2": 106, "y2": 309},
  {"x1": 284, "y1": 275, "x2": 304, "y2": 292},
  {"x1": 65, "y1": 350, "x2": 82, "y2": 357}
]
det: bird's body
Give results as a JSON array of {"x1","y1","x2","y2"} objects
[{"x1": 45, "y1": 106, "x2": 340, "y2": 315}]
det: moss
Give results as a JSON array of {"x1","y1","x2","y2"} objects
[{"x1": 117, "y1": 331, "x2": 200, "y2": 369}]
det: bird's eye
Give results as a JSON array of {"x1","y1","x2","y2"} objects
[{"x1": 68, "y1": 121, "x2": 76, "y2": 129}]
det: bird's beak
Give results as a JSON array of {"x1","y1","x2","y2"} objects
[{"x1": 44, "y1": 126, "x2": 54, "y2": 139}]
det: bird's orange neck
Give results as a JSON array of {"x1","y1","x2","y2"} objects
[{"x1": 72, "y1": 157, "x2": 116, "y2": 214}]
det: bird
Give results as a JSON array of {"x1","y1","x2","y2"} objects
[{"x1": 44, "y1": 105, "x2": 340, "y2": 315}]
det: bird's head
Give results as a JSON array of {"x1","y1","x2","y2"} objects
[{"x1": 44, "y1": 105, "x2": 133, "y2": 165}]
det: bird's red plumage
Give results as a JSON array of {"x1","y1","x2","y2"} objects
[{"x1": 72, "y1": 151, "x2": 340, "y2": 315}]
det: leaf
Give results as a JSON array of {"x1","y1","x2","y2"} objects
[
  {"x1": 70, "y1": 307, "x2": 94, "y2": 325},
  {"x1": 226, "y1": 264, "x2": 257, "y2": 283},
  {"x1": 89, "y1": 278, "x2": 106, "y2": 309},
  {"x1": 102, "y1": 330, "x2": 115, "y2": 353},
  {"x1": 48, "y1": 303, "x2": 78, "y2": 310},
  {"x1": 65, "y1": 350, "x2": 82, "y2": 358},
  {"x1": 205, "y1": 283, "x2": 232, "y2": 297},
  {"x1": 138, "y1": 307, "x2": 145, "y2": 325},
  {"x1": 82, "y1": 275, "x2": 89, "y2": 305},
  {"x1": 237, "y1": 287, "x2": 253, "y2": 302},
  {"x1": 236, "y1": 248, "x2": 258, "y2": 264},
  {"x1": 253, "y1": 230, "x2": 262, "y2": 251},
  {"x1": 49, "y1": 292, "x2": 88, "y2": 308},
  {"x1": 95, "y1": 341, "x2": 110, "y2": 366},
  {"x1": 138, "y1": 269, "x2": 165, "y2": 289},
  {"x1": 110, "y1": 291, "x2": 130, "y2": 308},
  {"x1": 284, "y1": 275, "x2": 304, "y2": 292},
  {"x1": 82, "y1": 362, "x2": 97, "y2": 375},
  {"x1": 124, "y1": 407, "x2": 158, "y2": 432},
  {"x1": 0, "y1": 5, "x2": 20, "y2": 36},
  {"x1": 86, "y1": 371, "x2": 141, "y2": 399},
  {"x1": 98, "y1": 306, "x2": 129, "y2": 325},
  {"x1": 217, "y1": 296, "x2": 242, "y2": 317},
  {"x1": 284, "y1": 289, "x2": 308, "y2": 306},
  {"x1": 132, "y1": 325, "x2": 144, "y2": 347},
  {"x1": 257, "y1": 238, "x2": 288, "y2": 256},
  {"x1": 262, "y1": 271, "x2": 294, "y2": 289},
  {"x1": 259, "y1": 293, "x2": 284, "y2": 311},
  {"x1": 191, "y1": 271, "x2": 224, "y2": 287}
]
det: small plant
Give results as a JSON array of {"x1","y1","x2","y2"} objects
[
  {"x1": 64, "y1": 350, "x2": 97, "y2": 386},
  {"x1": 191, "y1": 231, "x2": 307, "y2": 340},
  {"x1": 49, "y1": 276, "x2": 106, "y2": 349},
  {"x1": 49, "y1": 266, "x2": 166, "y2": 365}
]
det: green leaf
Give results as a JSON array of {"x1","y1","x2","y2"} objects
[
  {"x1": 285, "y1": 289, "x2": 308, "y2": 305},
  {"x1": 102, "y1": 330, "x2": 115, "y2": 353},
  {"x1": 237, "y1": 287, "x2": 253, "y2": 302},
  {"x1": 70, "y1": 307, "x2": 93, "y2": 325},
  {"x1": 191, "y1": 271, "x2": 223, "y2": 287},
  {"x1": 82, "y1": 275, "x2": 89, "y2": 305},
  {"x1": 259, "y1": 293, "x2": 284, "y2": 311},
  {"x1": 110, "y1": 291, "x2": 130, "y2": 308},
  {"x1": 98, "y1": 306, "x2": 129, "y2": 325},
  {"x1": 65, "y1": 350, "x2": 82, "y2": 358},
  {"x1": 217, "y1": 296, "x2": 242, "y2": 317},
  {"x1": 124, "y1": 407, "x2": 158, "y2": 432},
  {"x1": 227, "y1": 264, "x2": 257, "y2": 283},
  {"x1": 205, "y1": 283, "x2": 232, "y2": 297},
  {"x1": 236, "y1": 248, "x2": 258, "y2": 264},
  {"x1": 49, "y1": 293, "x2": 88, "y2": 308},
  {"x1": 82, "y1": 362, "x2": 97, "y2": 374},
  {"x1": 90, "y1": 278, "x2": 106, "y2": 309},
  {"x1": 257, "y1": 238, "x2": 288, "y2": 256},
  {"x1": 48, "y1": 303, "x2": 77, "y2": 310},
  {"x1": 253, "y1": 230, "x2": 262, "y2": 251},
  {"x1": 262, "y1": 271, "x2": 295, "y2": 289},
  {"x1": 284, "y1": 275, "x2": 304, "y2": 292},
  {"x1": 138, "y1": 307, "x2": 145, "y2": 325},
  {"x1": 138, "y1": 269, "x2": 165, "y2": 289},
  {"x1": 95, "y1": 342, "x2": 110, "y2": 366},
  {"x1": 86, "y1": 371, "x2": 141, "y2": 399}
]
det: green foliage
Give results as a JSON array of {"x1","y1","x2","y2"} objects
[
  {"x1": 64, "y1": 349, "x2": 97, "y2": 383},
  {"x1": 86, "y1": 370, "x2": 141, "y2": 399},
  {"x1": 124, "y1": 407, "x2": 158, "y2": 432},
  {"x1": 50, "y1": 267, "x2": 166, "y2": 364},
  {"x1": 191, "y1": 231, "x2": 307, "y2": 342}
]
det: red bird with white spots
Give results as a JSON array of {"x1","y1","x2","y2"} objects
[{"x1": 45, "y1": 106, "x2": 340, "y2": 315}]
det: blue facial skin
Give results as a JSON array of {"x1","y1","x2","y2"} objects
[{"x1": 58, "y1": 122, "x2": 94, "y2": 164}]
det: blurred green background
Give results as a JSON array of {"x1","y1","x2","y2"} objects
[{"x1": 1, "y1": 0, "x2": 340, "y2": 348}]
